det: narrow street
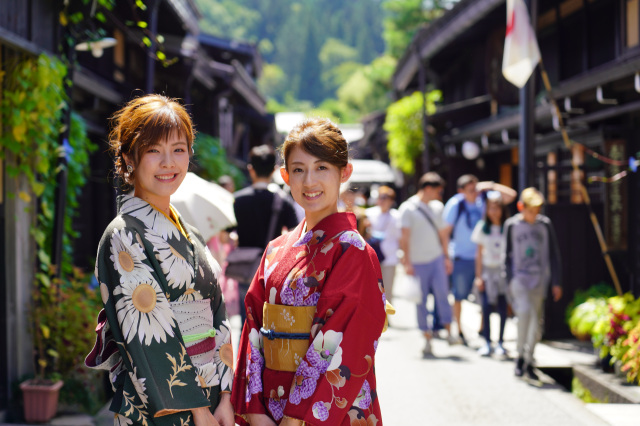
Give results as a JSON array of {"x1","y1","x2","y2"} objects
[{"x1": 374, "y1": 296, "x2": 606, "y2": 425}]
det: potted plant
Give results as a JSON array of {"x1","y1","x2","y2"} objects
[{"x1": 21, "y1": 267, "x2": 64, "y2": 423}]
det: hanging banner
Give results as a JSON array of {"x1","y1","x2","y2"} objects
[{"x1": 604, "y1": 140, "x2": 628, "y2": 251}]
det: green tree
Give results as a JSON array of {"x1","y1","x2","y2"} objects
[
  {"x1": 384, "y1": 90, "x2": 441, "y2": 174},
  {"x1": 382, "y1": 0, "x2": 457, "y2": 58}
]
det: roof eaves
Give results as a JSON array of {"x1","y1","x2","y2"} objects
[{"x1": 393, "y1": 0, "x2": 505, "y2": 93}]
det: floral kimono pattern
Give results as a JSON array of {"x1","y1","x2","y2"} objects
[
  {"x1": 87, "y1": 195, "x2": 233, "y2": 425},
  {"x1": 231, "y1": 212, "x2": 386, "y2": 425}
]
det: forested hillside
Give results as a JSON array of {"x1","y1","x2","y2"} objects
[
  {"x1": 194, "y1": 0, "x2": 456, "y2": 121},
  {"x1": 195, "y1": 1, "x2": 384, "y2": 105}
]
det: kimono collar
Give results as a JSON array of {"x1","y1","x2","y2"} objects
[
  {"x1": 117, "y1": 194, "x2": 189, "y2": 242},
  {"x1": 294, "y1": 212, "x2": 357, "y2": 244}
]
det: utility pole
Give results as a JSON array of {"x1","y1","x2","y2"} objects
[{"x1": 518, "y1": 0, "x2": 537, "y2": 192}]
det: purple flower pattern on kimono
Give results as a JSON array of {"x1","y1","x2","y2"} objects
[
  {"x1": 245, "y1": 329, "x2": 264, "y2": 402},
  {"x1": 290, "y1": 330, "x2": 343, "y2": 405}
]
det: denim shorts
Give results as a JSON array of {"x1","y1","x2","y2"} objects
[{"x1": 450, "y1": 258, "x2": 475, "y2": 301}]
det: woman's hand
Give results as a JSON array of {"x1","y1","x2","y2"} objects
[
  {"x1": 213, "y1": 393, "x2": 235, "y2": 426},
  {"x1": 245, "y1": 413, "x2": 277, "y2": 426},
  {"x1": 191, "y1": 407, "x2": 220, "y2": 426},
  {"x1": 474, "y1": 277, "x2": 485, "y2": 292},
  {"x1": 280, "y1": 417, "x2": 304, "y2": 426}
]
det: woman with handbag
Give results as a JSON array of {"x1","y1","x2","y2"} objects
[
  {"x1": 231, "y1": 118, "x2": 387, "y2": 425},
  {"x1": 85, "y1": 94, "x2": 234, "y2": 425}
]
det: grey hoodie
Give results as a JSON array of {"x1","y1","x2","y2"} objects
[{"x1": 502, "y1": 213, "x2": 562, "y2": 289}]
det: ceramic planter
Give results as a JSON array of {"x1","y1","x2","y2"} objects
[{"x1": 20, "y1": 379, "x2": 63, "y2": 423}]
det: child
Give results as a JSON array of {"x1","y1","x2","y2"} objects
[
  {"x1": 502, "y1": 187, "x2": 563, "y2": 382},
  {"x1": 471, "y1": 191, "x2": 509, "y2": 357}
]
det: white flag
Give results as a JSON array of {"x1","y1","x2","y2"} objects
[{"x1": 502, "y1": 0, "x2": 541, "y2": 88}]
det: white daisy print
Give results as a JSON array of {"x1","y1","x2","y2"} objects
[
  {"x1": 213, "y1": 320, "x2": 234, "y2": 391},
  {"x1": 120, "y1": 195, "x2": 182, "y2": 241},
  {"x1": 128, "y1": 367, "x2": 149, "y2": 407},
  {"x1": 109, "y1": 228, "x2": 154, "y2": 287},
  {"x1": 114, "y1": 274, "x2": 176, "y2": 345},
  {"x1": 145, "y1": 232, "x2": 193, "y2": 290},
  {"x1": 175, "y1": 282, "x2": 203, "y2": 302},
  {"x1": 194, "y1": 363, "x2": 220, "y2": 388}
]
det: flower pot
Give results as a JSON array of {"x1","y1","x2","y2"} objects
[{"x1": 20, "y1": 379, "x2": 63, "y2": 423}]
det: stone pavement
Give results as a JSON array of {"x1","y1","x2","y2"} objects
[{"x1": 8, "y1": 280, "x2": 638, "y2": 426}]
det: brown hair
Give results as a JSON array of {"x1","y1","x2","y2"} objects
[
  {"x1": 378, "y1": 185, "x2": 396, "y2": 199},
  {"x1": 108, "y1": 94, "x2": 195, "y2": 189},
  {"x1": 419, "y1": 172, "x2": 445, "y2": 188},
  {"x1": 281, "y1": 117, "x2": 349, "y2": 170}
]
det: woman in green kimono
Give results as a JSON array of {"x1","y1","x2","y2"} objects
[{"x1": 86, "y1": 94, "x2": 234, "y2": 426}]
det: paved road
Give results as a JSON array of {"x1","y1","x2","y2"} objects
[{"x1": 374, "y1": 296, "x2": 607, "y2": 425}]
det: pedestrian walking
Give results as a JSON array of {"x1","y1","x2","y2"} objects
[
  {"x1": 399, "y1": 172, "x2": 458, "y2": 356},
  {"x1": 230, "y1": 117, "x2": 386, "y2": 425},
  {"x1": 503, "y1": 187, "x2": 563, "y2": 382},
  {"x1": 229, "y1": 145, "x2": 299, "y2": 332},
  {"x1": 443, "y1": 174, "x2": 516, "y2": 345},
  {"x1": 471, "y1": 191, "x2": 510, "y2": 357},
  {"x1": 85, "y1": 94, "x2": 234, "y2": 425},
  {"x1": 365, "y1": 186, "x2": 401, "y2": 304}
]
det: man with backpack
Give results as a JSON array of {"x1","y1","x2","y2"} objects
[{"x1": 443, "y1": 174, "x2": 516, "y2": 345}]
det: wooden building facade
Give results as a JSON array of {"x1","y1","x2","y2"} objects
[{"x1": 392, "y1": 0, "x2": 640, "y2": 337}]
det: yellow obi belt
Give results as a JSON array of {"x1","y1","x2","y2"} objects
[{"x1": 261, "y1": 303, "x2": 315, "y2": 372}]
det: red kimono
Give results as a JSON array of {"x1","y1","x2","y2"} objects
[{"x1": 231, "y1": 212, "x2": 386, "y2": 425}]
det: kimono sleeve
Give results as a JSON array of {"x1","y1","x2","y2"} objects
[
  {"x1": 283, "y1": 238, "x2": 386, "y2": 424},
  {"x1": 230, "y1": 248, "x2": 269, "y2": 422},
  {"x1": 96, "y1": 224, "x2": 210, "y2": 420}
]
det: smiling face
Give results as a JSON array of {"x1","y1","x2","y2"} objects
[
  {"x1": 125, "y1": 131, "x2": 190, "y2": 210},
  {"x1": 281, "y1": 146, "x2": 352, "y2": 229}
]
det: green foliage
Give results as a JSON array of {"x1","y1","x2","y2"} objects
[
  {"x1": 0, "y1": 54, "x2": 66, "y2": 201},
  {"x1": 591, "y1": 294, "x2": 640, "y2": 365},
  {"x1": 565, "y1": 282, "x2": 617, "y2": 324},
  {"x1": 568, "y1": 297, "x2": 609, "y2": 340},
  {"x1": 384, "y1": 90, "x2": 441, "y2": 174},
  {"x1": 1, "y1": 54, "x2": 99, "y2": 383},
  {"x1": 622, "y1": 322, "x2": 640, "y2": 384},
  {"x1": 382, "y1": 0, "x2": 457, "y2": 58},
  {"x1": 193, "y1": 133, "x2": 245, "y2": 189},
  {"x1": 572, "y1": 377, "x2": 604, "y2": 403},
  {"x1": 257, "y1": 63, "x2": 288, "y2": 101}
]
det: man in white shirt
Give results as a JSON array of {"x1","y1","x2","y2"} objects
[
  {"x1": 398, "y1": 173, "x2": 458, "y2": 356},
  {"x1": 366, "y1": 186, "x2": 401, "y2": 303}
]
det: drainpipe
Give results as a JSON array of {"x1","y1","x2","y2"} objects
[
  {"x1": 519, "y1": 0, "x2": 538, "y2": 192},
  {"x1": 145, "y1": 0, "x2": 160, "y2": 94},
  {"x1": 415, "y1": 44, "x2": 429, "y2": 173}
]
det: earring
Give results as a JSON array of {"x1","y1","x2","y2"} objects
[{"x1": 126, "y1": 164, "x2": 133, "y2": 173}]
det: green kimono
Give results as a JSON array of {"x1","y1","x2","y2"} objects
[{"x1": 87, "y1": 195, "x2": 233, "y2": 425}]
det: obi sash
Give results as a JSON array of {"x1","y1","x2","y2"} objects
[
  {"x1": 170, "y1": 299, "x2": 216, "y2": 367},
  {"x1": 261, "y1": 303, "x2": 315, "y2": 372}
]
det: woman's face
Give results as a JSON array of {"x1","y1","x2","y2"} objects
[
  {"x1": 486, "y1": 201, "x2": 503, "y2": 224},
  {"x1": 126, "y1": 132, "x2": 190, "y2": 207},
  {"x1": 281, "y1": 146, "x2": 352, "y2": 226}
]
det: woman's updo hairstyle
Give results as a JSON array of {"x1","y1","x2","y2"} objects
[
  {"x1": 281, "y1": 117, "x2": 349, "y2": 170},
  {"x1": 108, "y1": 94, "x2": 195, "y2": 189}
]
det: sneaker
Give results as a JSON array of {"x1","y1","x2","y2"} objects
[
  {"x1": 514, "y1": 357, "x2": 525, "y2": 377},
  {"x1": 526, "y1": 365, "x2": 540, "y2": 382},
  {"x1": 477, "y1": 343, "x2": 492, "y2": 357},
  {"x1": 494, "y1": 343, "x2": 507, "y2": 357},
  {"x1": 422, "y1": 339, "x2": 432, "y2": 356},
  {"x1": 447, "y1": 334, "x2": 462, "y2": 345}
]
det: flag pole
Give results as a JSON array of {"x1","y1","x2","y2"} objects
[{"x1": 537, "y1": 60, "x2": 623, "y2": 296}]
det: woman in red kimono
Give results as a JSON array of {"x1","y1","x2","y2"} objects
[{"x1": 231, "y1": 118, "x2": 387, "y2": 425}]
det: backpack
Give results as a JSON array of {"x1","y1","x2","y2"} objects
[{"x1": 450, "y1": 192, "x2": 486, "y2": 239}]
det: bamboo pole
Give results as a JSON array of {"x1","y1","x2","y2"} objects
[{"x1": 538, "y1": 61, "x2": 623, "y2": 296}]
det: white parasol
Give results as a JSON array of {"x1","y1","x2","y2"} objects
[{"x1": 171, "y1": 172, "x2": 236, "y2": 241}]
